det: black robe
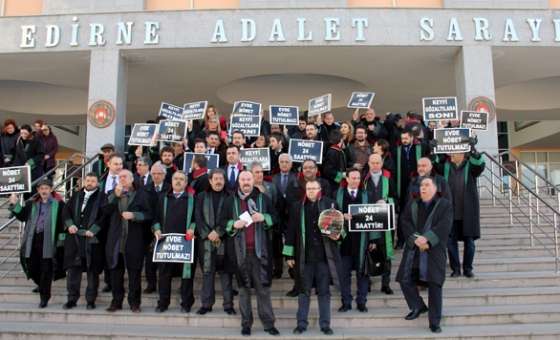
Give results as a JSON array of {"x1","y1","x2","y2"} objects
[
  {"x1": 283, "y1": 196, "x2": 343, "y2": 293},
  {"x1": 396, "y1": 197, "x2": 453, "y2": 286},
  {"x1": 434, "y1": 153, "x2": 485, "y2": 240},
  {"x1": 102, "y1": 188, "x2": 152, "y2": 270},
  {"x1": 61, "y1": 189, "x2": 105, "y2": 274},
  {"x1": 322, "y1": 145, "x2": 348, "y2": 195},
  {"x1": 220, "y1": 188, "x2": 276, "y2": 288},
  {"x1": 13, "y1": 136, "x2": 44, "y2": 180}
]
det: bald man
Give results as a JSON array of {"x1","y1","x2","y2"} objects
[
  {"x1": 102, "y1": 169, "x2": 152, "y2": 313},
  {"x1": 407, "y1": 158, "x2": 451, "y2": 203}
]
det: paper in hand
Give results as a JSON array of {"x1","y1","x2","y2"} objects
[{"x1": 239, "y1": 211, "x2": 253, "y2": 227}]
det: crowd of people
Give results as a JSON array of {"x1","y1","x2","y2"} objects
[{"x1": 6, "y1": 105, "x2": 485, "y2": 336}]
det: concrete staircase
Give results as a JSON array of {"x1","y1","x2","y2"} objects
[{"x1": 1, "y1": 199, "x2": 560, "y2": 339}]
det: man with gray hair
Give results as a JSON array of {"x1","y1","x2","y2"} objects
[{"x1": 102, "y1": 169, "x2": 152, "y2": 313}]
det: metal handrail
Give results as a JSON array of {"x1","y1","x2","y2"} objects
[
  {"x1": 498, "y1": 150, "x2": 560, "y2": 192},
  {"x1": 482, "y1": 151, "x2": 560, "y2": 273}
]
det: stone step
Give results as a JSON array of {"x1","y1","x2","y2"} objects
[
  {"x1": 2, "y1": 302, "x2": 560, "y2": 328},
  {"x1": 2, "y1": 321, "x2": 560, "y2": 340},
  {"x1": 2, "y1": 285, "x2": 559, "y2": 309}
]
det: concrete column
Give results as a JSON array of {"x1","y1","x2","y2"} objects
[
  {"x1": 455, "y1": 45, "x2": 498, "y2": 156},
  {"x1": 85, "y1": 49, "x2": 127, "y2": 157}
]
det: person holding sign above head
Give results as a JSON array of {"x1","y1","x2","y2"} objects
[
  {"x1": 433, "y1": 144, "x2": 485, "y2": 278},
  {"x1": 61, "y1": 173, "x2": 105, "y2": 311},
  {"x1": 152, "y1": 171, "x2": 197, "y2": 313},
  {"x1": 351, "y1": 108, "x2": 388, "y2": 144},
  {"x1": 102, "y1": 170, "x2": 152, "y2": 313},
  {"x1": 284, "y1": 180, "x2": 343, "y2": 336},
  {"x1": 9, "y1": 179, "x2": 65, "y2": 308},
  {"x1": 363, "y1": 154, "x2": 397, "y2": 295},
  {"x1": 322, "y1": 130, "x2": 348, "y2": 196},
  {"x1": 396, "y1": 177, "x2": 453, "y2": 334},
  {"x1": 195, "y1": 168, "x2": 236, "y2": 316},
  {"x1": 336, "y1": 168, "x2": 372, "y2": 313},
  {"x1": 221, "y1": 170, "x2": 279, "y2": 337}
]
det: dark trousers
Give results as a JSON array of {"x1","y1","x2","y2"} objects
[
  {"x1": 297, "y1": 261, "x2": 331, "y2": 329},
  {"x1": 382, "y1": 259, "x2": 392, "y2": 287},
  {"x1": 157, "y1": 262, "x2": 196, "y2": 309},
  {"x1": 29, "y1": 232, "x2": 53, "y2": 303},
  {"x1": 238, "y1": 253, "x2": 275, "y2": 330},
  {"x1": 110, "y1": 254, "x2": 142, "y2": 308},
  {"x1": 340, "y1": 256, "x2": 369, "y2": 306},
  {"x1": 144, "y1": 244, "x2": 157, "y2": 289},
  {"x1": 66, "y1": 262, "x2": 99, "y2": 304},
  {"x1": 200, "y1": 256, "x2": 234, "y2": 309},
  {"x1": 400, "y1": 280, "x2": 443, "y2": 327},
  {"x1": 448, "y1": 220, "x2": 476, "y2": 273},
  {"x1": 272, "y1": 230, "x2": 284, "y2": 276}
]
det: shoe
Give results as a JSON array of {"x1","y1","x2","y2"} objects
[
  {"x1": 197, "y1": 307, "x2": 212, "y2": 315},
  {"x1": 86, "y1": 303, "x2": 96, "y2": 310},
  {"x1": 286, "y1": 288, "x2": 298, "y2": 297},
  {"x1": 131, "y1": 306, "x2": 141, "y2": 313},
  {"x1": 181, "y1": 306, "x2": 191, "y2": 313},
  {"x1": 430, "y1": 325, "x2": 442, "y2": 333},
  {"x1": 450, "y1": 271, "x2": 461, "y2": 278},
  {"x1": 101, "y1": 285, "x2": 112, "y2": 293},
  {"x1": 357, "y1": 303, "x2": 368, "y2": 312},
  {"x1": 38, "y1": 300, "x2": 48, "y2": 308},
  {"x1": 464, "y1": 271, "x2": 475, "y2": 278},
  {"x1": 224, "y1": 308, "x2": 237, "y2": 315},
  {"x1": 264, "y1": 327, "x2": 280, "y2": 336},
  {"x1": 404, "y1": 306, "x2": 428, "y2": 320},
  {"x1": 241, "y1": 327, "x2": 251, "y2": 336},
  {"x1": 321, "y1": 327, "x2": 334, "y2": 335},
  {"x1": 155, "y1": 306, "x2": 167, "y2": 313},
  {"x1": 32, "y1": 287, "x2": 39, "y2": 293},
  {"x1": 143, "y1": 286, "x2": 156, "y2": 294},
  {"x1": 62, "y1": 301, "x2": 77, "y2": 310},
  {"x1": 292, "y1": 326, "x2": 306, "y2": 334},
  {"x1": 381, "y1": 286, "x2": 394, "y2": 295},
  {"x1": 338, "y1": 304, "x2": 351, "y2": 312},
  {"x1": 106, "y1": 304, "x2": 122, "y2": 312}
]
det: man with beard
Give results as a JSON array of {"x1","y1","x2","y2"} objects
[
  {"x1": 284, "y1": 180, "x2": 342, "y2": 335},
  {"x1": 336, "y1": 168, "x2": 374, "y2": 312},
  {"x1": 351, "y1": 108, "x2": 388, "y2": 144},
  {"x1": 347, "y1": 125, "x2": 371, "y2": 171},
  {"x1": 396, "y1": 177, "x2": 453, "y2": 333},
  {"x1": 222, "y1": 145, "x2": 243, "y2": 194},
  {"x1": 152, "y1": 171, "x2": 197, "y2": 313},
  {"x1": 103, "y1": 170, "x2": 152, "y2": 313},
  {"x1": 221, "y1": 171, "x2": 279, "y2": 336},
  {"x1": 285, "y1": 159, "x2": 331, "y2": 204},
  {"x1": 195, "y1": 169, "x2": 236, "y2": 315},
  {"x1": 363, "y1": 154, "x2": 397, "y2": 295},
  {"x1": 9, "y1": 179, "x2": 65, "y2": 308},
  {"x1": 159, "y1": 146, "x2": 177, "y2": 185},
  {"x1": 62, "y1": 173, "x2": 104, "y2": 310}
]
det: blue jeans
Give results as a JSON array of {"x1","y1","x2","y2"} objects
[
  {"x1": 297, "y1": 261, "x2": 331, "y2": 329},
  {"x1": 339, "y1": 256, "x2": 369, "y2": 306}
]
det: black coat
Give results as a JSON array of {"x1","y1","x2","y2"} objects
[
  {"x1": 284, "y1": 196, "x2": 342, "y2": 293},
  {"x1": 285, "y1": 175, "x2": 332, "y2": 208},
  {"x1": 220, "y1": 188, "x2": 276, "y2": 288},
  {"x1": 322, "y1": 145, "x2": 347, "y2": 195},
  {"x1": 14, "y1": 136, "x2": 44, "y2": 180},
  {"x1": 102, "y1": 188, "x2": 152, "y2": 270},
  {"x1": 61, "y1": 189, "x2": 105, "y2": 273},
  {"x1": 396, "y1": 197, "x2": 453, "y2": 286},
  {"x1": 0, "y1": 130, "x2": 19, "y2": 167}
]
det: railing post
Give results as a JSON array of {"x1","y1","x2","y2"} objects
[
  {"x1": 508, "y1": 176, "x2": 513, "y2": 225},
  {"x1": 515, "y1": 159, "x2": 520, "y2": 204},
  {"x1": 491, "y1": 162, "x2": 496, "y2": 207},
  {"x1": 554, "y1": 213, "x2": 559, "y2": 274},
  {"x1": 529, "y1": 194, "x2": 534, "y2": 247},
  {"x1": 536, "y1": 177, "x2": 541, "y2": 225}
]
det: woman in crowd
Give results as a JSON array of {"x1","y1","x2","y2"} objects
[{"x1": 0, "y1": 119, "x2": 19, "y2": 167}]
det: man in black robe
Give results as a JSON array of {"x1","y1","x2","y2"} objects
[
  {"x1": 284, "y1": 180, "x2": 342, "y2": 336},
  {"x1": 152, "y1": 171, "x2": 197, "y2": 313},
  {"x1": 102, "y1": 169, "x2": 152, "y2": 313},
  {"x1": 62, "y1": 172, "x2": 104, "y2": 310},
  {"x1": 322, "y1": 130, "x2": 348, "y2": 196},
  {"x1": 9, "y1": 179, "x2": 65, "y2": 308},
  {"x1": 396, "y1": 177, "x2": 453, "y2": 333},
  {"x1": 221, "y1": 170, "x2": 279, "y2": 337},
  {"x1": 195, "y1": 168, "x2": 235, "y2": 315}
]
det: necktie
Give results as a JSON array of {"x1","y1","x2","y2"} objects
[
  {"x1": 143, "y1": 176, "x2": 148, "y2": 186},
  {"x1": 229, "y1": 166, "x2": 236, "y2": 187},
  {"x1": 110, "y1": 175, "x2": 117, "y2": 191},
  {"x1": 175, "y1": 193, "x2": 181, "y2": 199},
  {"x1": 281, "y1": 174, "x2": 288, "y2": 193},
  {"x1": 156, "y1": 184, "x2": 161, "y2": 193},
  {"x1": 351, "y1": 190, "x2": 356, "y2": 199},
  {"x1": 81, "y1": 192, "x2": 90, "y2": 212}
]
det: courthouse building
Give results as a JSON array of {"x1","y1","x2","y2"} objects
[{"x1": 0, "y1": 0, "x2": 559, "y2": 185}]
